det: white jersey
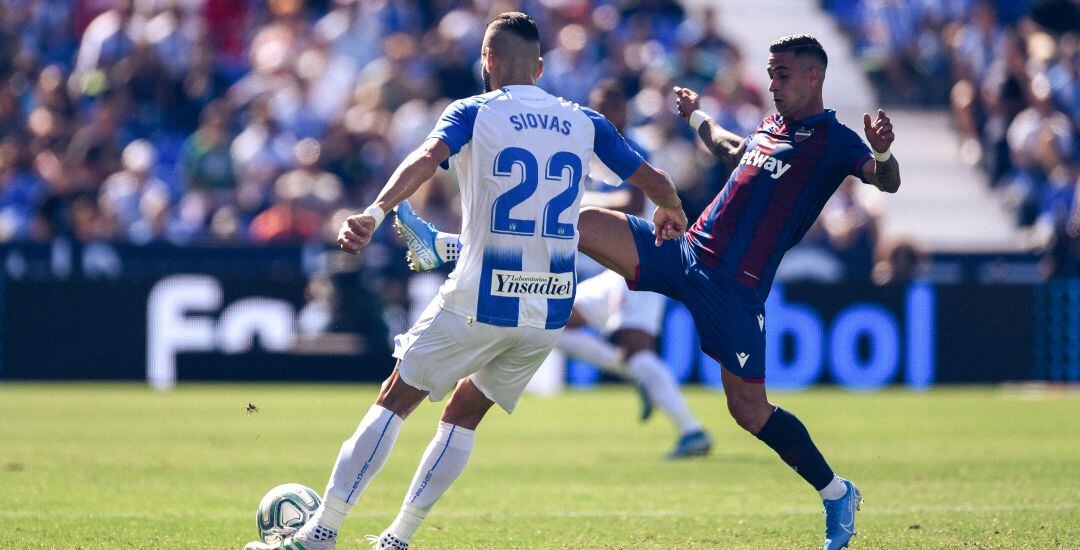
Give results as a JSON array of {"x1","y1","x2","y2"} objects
[{"x1": 427, "y1": 85, "x2": 644, "y2": 329}]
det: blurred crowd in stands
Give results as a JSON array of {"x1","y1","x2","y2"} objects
[
  {"x1": 0, "y1": 0, "x2": 749, "y2": 245},
  {"x1": 825, "y1": 0, "x2": 1080, "y2": 277},
  {"x1": 7, "y1": 0, "x2": 1072, "y2": 285},
  {"x1": 0, "y1": 0, "x2": 907, "y2": 285}
]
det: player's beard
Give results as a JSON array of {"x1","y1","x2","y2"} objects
[{"x1": 482, "y1": 64, "x2": 492, "y2": 93}]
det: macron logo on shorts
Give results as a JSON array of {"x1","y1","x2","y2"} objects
[
  {"x1": 736, "y1": 352, "x2": 750, "y2": 368},
  {"x1": 490, "y1": 270, "x2": 574, "y2": 299}
]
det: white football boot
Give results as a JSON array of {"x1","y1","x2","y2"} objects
[
  {"x1": 365, "y1": 531, "x2": 410, "y2": 549},
  {"x1": 244, "y1": 525, "x2": 336, "y2": 550}
]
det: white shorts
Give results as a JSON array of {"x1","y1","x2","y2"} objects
[
  {"x1": 392, "y1": 299, "x2": 561, "y2": 413},
  {"x1": 573, "y1": 270, "x2": 666, "y2": 336}
]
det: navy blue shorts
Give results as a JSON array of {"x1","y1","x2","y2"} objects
[{"x1": 625, "y1": 215, "x2": 766, "y2": 382}]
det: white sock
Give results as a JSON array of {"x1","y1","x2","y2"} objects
[
  {"x1": 556, "y1": 329, "x2": 623, "y2": 373},
  {"x1": 626, "y1": 351, "x2": 702, "y2": 434},
  {"x1": 819, "y1": 476, "x2": 847, "y2": 500},
  {"x1": 388, "y1": 421, "x2": 476, "y2": 543},
  {"x1": 320, "y1": 405, "x2": 404, "y2": 530},
  {"x1": 435, "y1": 233, "x2": 460, "y2": 262}
]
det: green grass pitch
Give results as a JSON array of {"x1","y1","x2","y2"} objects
[{"x1": 2, "y1": 383, "x2": 1079, "y2": 548}]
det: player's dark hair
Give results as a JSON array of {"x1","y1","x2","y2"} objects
[
  {"x1": 486, "y1": 12, "x2": 540, "y2": 45},
  {"x1": 769, "y1": 34, "x2": 828, "y2": 69}
]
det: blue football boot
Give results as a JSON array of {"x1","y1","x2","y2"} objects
[
  {"x1": 393, "y1": 200, "x2": 458, "y2": 271},
  {"x1": 823, "y1": 479, "x2": 862, "y2": 549},
  {"x1": 665, "y1": 429, "x2": 712, "y2": 459}
]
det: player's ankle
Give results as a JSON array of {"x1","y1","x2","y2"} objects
[
  {"x1": 818, "y1": 476, "x2": 847, "y2": 500},
  {"x1": 387, "y1": 503, "x2": 428, "y2": 543},
  {"x1": 314, "y1": 493, "x2": 351, "y2": 531},
  {"x1": 303, "y1": 523, "x2": 338, "y2": 541}
]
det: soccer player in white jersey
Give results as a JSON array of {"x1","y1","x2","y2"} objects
[
  {"x1": 244, "y1": 12, "x2": 687, "y2": 550},
  {"x1": 402, "y1": 79, "x2": 712, "y2": 458}
]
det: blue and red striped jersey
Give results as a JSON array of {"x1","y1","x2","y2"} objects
[{"x1": 686, "y1": 109, "x2": 873, "y2": 299}]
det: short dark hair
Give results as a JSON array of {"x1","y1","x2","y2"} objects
[
  {"x1": 769, "y1": 34, "x2": 828, "y2": 69},
  {"x1": 487, "y1": 12, "x2": 540, "y2": 45}
]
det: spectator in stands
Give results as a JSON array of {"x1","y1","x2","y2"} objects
[
  {"x1": 1005, "y1": 74, "x2": 1075, "y2": 226},
  {"x1": 0, "y1": 0, "x2": 763, "y2": 262},
  {"x1": 69, "y1": 0, "x2": 135, "y2": 98},
  {"x1": 99, "y1": 139, "x2": 170, "y2": 242},
  {"x1": 0, "y1": 135, "x2": 46, "y2": 242},
  {"x1": 873, "y1": 239, "x2": 928, "y2": 286},
  {"x1": 822, "y1": 179, "x2": 883, "y2": 280},
  {"x1": 179, "y1": 99, "x2": 234, "y2": 199},
  {"x1": 250, "y1": 138, "x2": 343, "y2": 244},
  {"x1": 232, "y1": 95, "x2": 297, "y2": 218}
]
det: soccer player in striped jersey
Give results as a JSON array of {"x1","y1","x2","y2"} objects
[
  {"x1": 581, "y1": 35, "x2": 900, "y2": 549},
  {"x1": 245, "y1": 12, "x2": 686, "y2": 550}
]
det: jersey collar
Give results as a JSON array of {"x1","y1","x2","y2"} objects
[
  {"x1": 790, "y1": 109, "x2": 835, "y2": 126},
  {"x1": 500, "y1": 85, "x2": 545, "y2": 97}
]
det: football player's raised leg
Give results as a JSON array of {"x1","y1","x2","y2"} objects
[
  {"x1": 383, "y1": 379, "x2": 491, "y2": 545},
  {"x1": 577, "y1": 206, "x2": 641, "y2": 281}
]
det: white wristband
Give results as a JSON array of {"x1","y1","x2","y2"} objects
[
  {"x1": 688, "y1": 109, "x2": 713, "y2": 131},
  {"x1": 362, "y1": 204, "x2": 385, "y2": 229},
  {"x1": 872, "y1": 149, "x2": 892, "y2": 162}
]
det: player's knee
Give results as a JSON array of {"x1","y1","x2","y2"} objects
[
  {"x1": 726, "y1": 396, "x2": 769, "y2": 433},
  {"x1": 376, "y1": 372, "x2": 426, "y2": 419},
  {"x1": 441, "y1": 398, "x2": 491, "y2": 430},
  {"x1": 441, "y1": 380, "x2": 494, "y2": 429},
  {"x1": 377, "y1": 391, "x2": 422, "y2": 419}
]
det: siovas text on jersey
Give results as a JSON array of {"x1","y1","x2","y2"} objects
[{"x1": 509, "y1": 113, "x2": 573, "y2": 135}]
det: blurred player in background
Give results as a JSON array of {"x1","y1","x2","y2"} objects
[
  {"x1": 401, "y1": 34, "x2": 901, "y2": 549},
  {"x1": 246, "y1": 12, "x2": 687, "y2": 550},
  {"x1": 562, "y1": 80, "x2": 711, "y2": 459}
]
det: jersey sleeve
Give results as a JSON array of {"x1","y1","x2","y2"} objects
[
  {"x1": 583, "y1": 107, "x2": 645, "y2": 180},
  {"x1": 428, "y1": 98, "x2": 482, "y2": 169},
  {"x1": 839, "y1": 128, "x2": 874, "y2": 183}
]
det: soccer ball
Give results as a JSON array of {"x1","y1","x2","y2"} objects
[{"x1": 256, "y1": 483, "x2": 322, "y2": 542}]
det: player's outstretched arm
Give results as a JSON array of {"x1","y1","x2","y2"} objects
[
  {"x1": 673, "y1": 86, "x2": 746, "y2": 170},
  {"x1": 624, "y1": 163, "x2": 688, "y2": 245},
  {"x1": 338, "y1": 138, "x2": 451, "y2": 254},
  {"x1": 862, "y1": 109, "x2": 901, "y2": 193}
]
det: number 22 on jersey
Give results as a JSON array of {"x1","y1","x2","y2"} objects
[{"x1": 490, "y1": 147, "x2": 582, "y2": 239}]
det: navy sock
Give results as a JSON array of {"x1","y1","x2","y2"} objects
[{"x1": 754, "y1": 407, "x2": 835, "y2": 491}]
